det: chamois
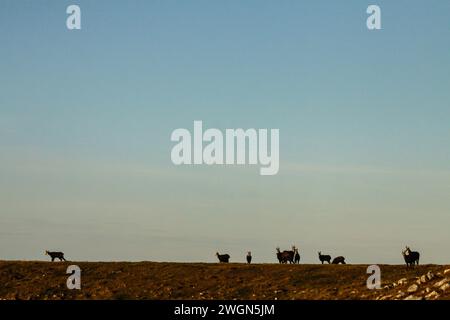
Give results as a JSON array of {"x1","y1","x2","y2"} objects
[
  {"x1": 402, "y1": 246, "x2": 420, "y2": 267},
  {"x1": 294, "y1": 248, "x2": 300, "y2": 264},
  {"x1": 216, "y1": 252, "x2": 230, "y2": 263},
  {"x1": 282, "y1": 251, "x2": 294, "y2": 264},
  {"x1": 45, "y1": 250, "x2": 66, "y2": 262},
  {"x1": 283, "y1": 246, "x2": 295, "y2": 264},
  {"x1": 276, "y1": 247, "x2": 283, "y2": 263},
  {"x1": 318, "y1": 251, "x2": 331, "y2": 264},
  {"x1": 331, "y1": 256, "x2": 346, "y2": 264},
  {"x1": 276, "y1": 246, "x2": 295, "y2": 264},
  {"x1": 246, "y1": 251, "x2": 252, "y2": 264}
]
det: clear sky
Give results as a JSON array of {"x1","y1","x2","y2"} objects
[{"x1": 1, "y1": 1, "x2": 449, "y2": 264}]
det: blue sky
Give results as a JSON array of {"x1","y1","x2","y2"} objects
[{"x1": 1, "y1": 1, "x2": 449, "y2": 263}]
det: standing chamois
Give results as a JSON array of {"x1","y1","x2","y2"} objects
[
  {"x1": 276, "y1": 246, "x2": 295, "y2": 264},
  {"x1": 402, "y1": 246, "x2": 420, "y2": 267},
  {"x1": 276, "y1": 247, "x2": 283, "y2": 263},
  {"x1": 294, "y1": 248, "x2": 300, "y2": 264},
  {"x1": 318, "y1": 251, "x2": 331, "y2": 264},
  {"x1": 216, "y1": 252, "x2": 230, "y2": 263},
  {"x1": 45, "y1": 250, "x2": 67, "y2": 262},
  {"x1": 246, "y1": 251, "x2": 252, "y2": 264}
]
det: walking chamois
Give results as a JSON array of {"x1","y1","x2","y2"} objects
[{"x1": 45, "y1": 250, "x2": 67, "y2": 262}]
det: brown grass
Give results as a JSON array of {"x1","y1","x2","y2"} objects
[{"x1": 0, "y1": 261, "x2": 449, "y2": 300}]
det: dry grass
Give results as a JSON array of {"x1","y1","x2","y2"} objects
[{"x1": 0, "y1": 261, "x2": 449, "y2": 300}]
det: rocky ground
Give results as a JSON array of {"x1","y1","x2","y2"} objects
[
  {"x1": 0, "y1": 261, "x2": 449, "y2": 300},
  {"x1": 376, "y1": 267, "x2": 450, "y2": 300}
]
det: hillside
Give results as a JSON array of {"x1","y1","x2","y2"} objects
[{"x1": 0, "y1": 261, "x2": 449, "y2": 300}]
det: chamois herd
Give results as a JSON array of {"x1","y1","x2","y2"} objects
[
  {"x1": 44, "y1": 246, "x2": 420, "y2": 266},
  {"x1": 216, "y1": 246, "x2": 421, "y2": 266}
]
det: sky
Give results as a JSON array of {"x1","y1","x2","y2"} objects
[{"x1": 0, "y1": 1, "x2": 449, "y2": 264}]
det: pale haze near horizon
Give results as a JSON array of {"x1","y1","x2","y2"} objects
[{"x1": 1, "y1": 1, "x2": 449, "y2": 264}]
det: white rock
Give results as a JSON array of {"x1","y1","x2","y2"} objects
[
  {"x1": 404, "y1": 295, "x2": 423, "y2": 300},
  {"x1": 434, "y1": 278, "x2": 449, "y2": 288},
  {"x1": 407, "y1": 284, "x2": 419, "y2": 293},
  {"x1": 395, "y1": 292, "x2": 406, "y2": 299},
  {"x1": 444, "y1": 269, "x2": 450, "y2": 275},
  {"x1": 398, "y1": 278, "x2": 408, "y2": 285},
  {"x1": 425, "y1": 291, "x2": 439, "y2": 300},
  {"x1": 426, "y1": 271, "x2": 435, "y2": 280},
  {"x1": 420, "y1": 275, "x2": 428, "y2": 283},
  {"x1": 440, "y1": 283, "x2": 450, "y2": 292}
]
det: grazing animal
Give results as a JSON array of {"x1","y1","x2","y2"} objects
[
  {"x1": 45, "y1": 250, "x2": 66, "y2": 262},
  {"x1": 294, "y1": 248, "x2": 300, "y2": 264},
  {"x1": 246, "y1": 251, "x2": 252, "y2": 264},
  {"x1": 318, "y1": 251, "x2": 331, "y2": 264},
  {"x1": 331, "y1": 256, "x2": 346, "y2": 264},
  {"x1": 216, "y1": 252, "x2": 230, "y2": 263},
  {"x1": 402, "y1": 246, "x2": 420, "y2": 267}
]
